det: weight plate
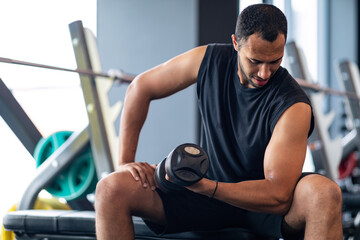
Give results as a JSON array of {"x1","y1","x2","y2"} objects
[
  {"x1": 165, "y1": 143, "x2": 209, "y2": 186},
  {"x1": 33, "y1": 131, "x2": 97, "y2": 200},
  {"x1": 154, "y1": 159, "x2": 186, "y2": 193}
]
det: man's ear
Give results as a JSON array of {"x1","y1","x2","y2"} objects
[{"x1": 231, "y1": 34, "x2": 239, "y2": 51}]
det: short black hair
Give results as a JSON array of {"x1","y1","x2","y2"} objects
[{"x1": 235, "y1": 4, "x2": 287, "y2": 44}]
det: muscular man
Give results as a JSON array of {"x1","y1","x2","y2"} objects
[{"x1": 95, "y1": 4, "x2": 342, "y2": 240}]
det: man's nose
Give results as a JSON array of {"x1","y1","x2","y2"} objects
[{"x1": 258, "y1": 64, "x2": 271, "y2": 80}]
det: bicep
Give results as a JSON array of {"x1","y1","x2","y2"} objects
[
  {"x1": 133, "y1": 45, "x2": 207, "y2": 100},
  {"x1": 264, "y1": 102, "x2": 312, "y2": 190}
]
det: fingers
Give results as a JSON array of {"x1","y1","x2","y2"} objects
[
  {"x1": 126, "y1": 164, "x2": 141, "y2": 181},
  {"x1": 121, "y1": 162, "x2": 157, "y2": 191},
  {"x1": 134, "y1": 163, "x2": 154, "y2": 188}
]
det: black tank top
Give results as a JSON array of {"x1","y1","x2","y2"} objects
[{"x1": 197, "y1": 43, "x2": 314, "y2": 182}]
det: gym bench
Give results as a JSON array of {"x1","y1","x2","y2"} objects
[{"x1": 4, "y1": 210, "x2": 277, "y2": 240}]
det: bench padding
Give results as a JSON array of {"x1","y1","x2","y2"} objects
[{"x1": 3, "y1": 210, "x2": 277, "y2": 239}]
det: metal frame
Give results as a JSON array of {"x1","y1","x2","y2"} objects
[
  {"x1": 0, "y1": 78, "x2": 42, "y2": 155},
  {"x1": 69, "y1": 20, "x2": 114, "y2": 178},
  {"x1": 285, "y1": 41, "x2": 360, "y2": 180},
  {"x1": 336, "y1": 60, "x2": 360, "y2": 156},
  {"x1": 285, "y1": 41, "x2": 330, "y2": 175},
  {"x1": 13, "y1": 20, "x2": 115, "y2": 210}
]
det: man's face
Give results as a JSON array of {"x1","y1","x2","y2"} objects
[{"x1": 232, "y1": 33, "x2": 285, "y2": 88}]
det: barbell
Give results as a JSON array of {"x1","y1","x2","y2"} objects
[
  {"x1": 0, "y1": 56, "x2": 359, "y2": 101},
  {"x1": 295, "y1": 78, "x2": 359, "y2": 101},
  {"x1": 0, "y1": 56, "x2": 135, "y2": 84}
]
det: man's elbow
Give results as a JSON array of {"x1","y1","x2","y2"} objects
[
  {"x1": 125, "y1": 75, "x2": 152, "y2": 102},
  {"x1": 272, "y1": 190, "x2": 293, "y2": 215}
]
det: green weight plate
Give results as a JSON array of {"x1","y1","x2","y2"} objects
[
  {"x1": 33, "y1": 131, "x2": 98, "y2": 201},
  {"x1": 34, "y1": 131, "x2": 73, "y2": 167}
]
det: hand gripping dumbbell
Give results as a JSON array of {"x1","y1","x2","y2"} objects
[{"x1": 154, "y1": 143, "x2": 209, "y2": 193}]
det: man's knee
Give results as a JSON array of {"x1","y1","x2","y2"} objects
[
  {"x1": 95, "y1": 171, "x2": 138, "y2": 208},
  {"x1": 95, "y1": 170, "x2": 165, "y2": 224},
  {"x1": 299, "y1": 174, "x2": 342, "y2": 211},
  {"x1": 283, "y1": 174, "x2": 342, "y2": 236}
]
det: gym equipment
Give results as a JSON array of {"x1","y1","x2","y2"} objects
[
  {"x1": 0, "y1": 57, "x2": 134, "y2": 84},
  {"x1": 0, "y1": 20, "x2": 132, "y2": 209},
  {"x1": 166, "y1": 143, "x2": 209, "y2": 185},
  {"x1": 286, "y1": 41, "x2": 342, "y2": 179},
  {"x1": 0, "y1": 78, "x2": 43, "y2": 154},
  {"x1": 1, "y1": 19, "x2": 120, "y2": 238},
  {"x1": 34, "y1": 131, "x2": 98, "y2": 201},
  {"x1": 3, "y1": 210, "x2": 278, "y2": 240},
  {"x1": 155, "y1": 159, "x2": 186, "y2": 193},
  {"x1": 1, "y1": 197, "x2": 70, "y2": 240},
  {"x1": 0, "y1": 19, "x2": 123, "y2": 210},
  {"x1": 155, "y1": 143, "x2": 209, "y2": 193},
  {"x1": 286, "y1": 41, "x2": 360, "y2": 240},
  {"x1": 336, "y1": 61, "x2": 360, "y2": 156},
  {"x1": 335, "y1": 60, "x2": 360, "y2": 240}
]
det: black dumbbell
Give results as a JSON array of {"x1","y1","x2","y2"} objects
[{"x1": 154, "y1": 143, "x2": 209, "y2": 193}]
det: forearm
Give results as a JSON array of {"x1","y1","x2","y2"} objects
[
  {"x1": 218, "y1": 179, "x2": 293, "y2": 214},
  {"x1": 188, "y1": 178, "x2": 293, "y2": 215},
  {"x1": 118, "y1": 80, "x2": 151, "y2": 165}
]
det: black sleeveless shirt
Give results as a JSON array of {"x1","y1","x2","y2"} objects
[{"x1": 197, "y1": 44, "x2": 314, "y2": 182}]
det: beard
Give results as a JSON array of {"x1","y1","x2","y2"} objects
[{"x1": 237, "y1": 55, "x2": 259, "y2": 88}]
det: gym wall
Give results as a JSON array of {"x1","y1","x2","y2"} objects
[
  {"x1": 97, "y1": 0, "x2": 199, "y2": 164},
  {"x1": 97, "y1": 0, "x2": 238, "y2": 165}
]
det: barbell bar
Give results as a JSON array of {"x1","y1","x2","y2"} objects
[
  {"x1": 0, "y1": 56, "x2": 359, "y2": 101},
  {"x1": 0, "y1": 57, "x2": 135, "y2": 84},
  {"x1": 295, "y1": 78, "x2": 360, "y2": 101}
]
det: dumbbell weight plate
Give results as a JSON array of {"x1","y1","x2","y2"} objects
[
  {"x1": 154, "y1": 158, "x2": 186, "y2": 193},
  {"x1": 165, "y1": 143, "x2": 209, "y2": 186}
]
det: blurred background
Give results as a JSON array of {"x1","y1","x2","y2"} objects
[{"x1": 0, "y1": 0, "x2": 358, "y2": 226}]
